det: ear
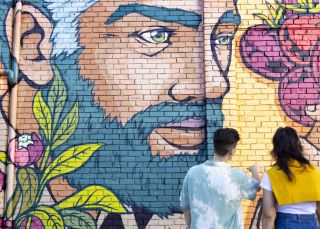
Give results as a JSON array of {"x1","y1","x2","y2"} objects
[
  {"x1": 5, "y1": 4, "x2": 54, "y2": 85},
  {"x1": 230, "y1": 147, "x2": 236, "y2": 156}
]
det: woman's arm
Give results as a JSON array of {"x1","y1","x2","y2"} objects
[
  {"x1": 262, "y1": 189, "x2": 276, "y2": 229},
  {"x1": 316, "y1": 202, "x2": 320, "y2": 226}
]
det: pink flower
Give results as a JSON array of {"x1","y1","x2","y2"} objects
[
  {"x1": 20, "y1": 216, "x2": 44, "y2": 229},
  {"x1": 0, "y1": 170, "x2": 5, "y2": 192},
  {"x1": 8, "y1": 133, "x2": 43, "y2": 167}
]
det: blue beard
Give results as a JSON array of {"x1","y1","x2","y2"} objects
[{"x1": 48, "y1": 52, "x2": 224, "y2": 217}]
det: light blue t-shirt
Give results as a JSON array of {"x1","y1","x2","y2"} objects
[{"x1": 180, "y1": 160, "x2": 259, "y2": 229}]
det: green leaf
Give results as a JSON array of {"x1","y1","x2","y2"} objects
[
  {"x1": 26, "y1": 205, "x2": 64, "y2": 229},
  {"x1": 41, "y1": 144, "x2": 102, "y2": 185},
  {"x1": 307, "y1": 0, "x2": 314, "y2": 8},
  {"x1": 275, "y1": 7, "x2": 284, "y2": 25},
  {"x1": 254, "y1": 13, "x2": 275, "y2": 28},
  {"x1": 310, "y1": 5, "x2": 320, "y2": 13},
  {"x1": 51, "y1": 101, "x2": 78, "y2": 150},
  {"x1": 297, "y1": 0, "x2": 307, "y2": 6},
  {"x1": 48, "y1": 65, "x2": 67, "y2": 131},
  {"x1": 0, "y1": 151, "x2": 7, "y2": 164},
  {"x1": 5, "y1": 185, "x2": 21, "y2": 218},
  {"x1": 33, "y1": 90, "x2": 52, "y2": 141},
  {"x1": 17, "y1": 167, "x2": 39, "y2": 214},
  {"x1": 60, "y1": 209, "x2": 96, "y2": 229},
  {"x1": 278, "y1": 3, "x2": 308, "y2": 12},
  {"x1": 54, "y1": 185, "x2": 127, "y2": 213},
  {"x1": 266, "y1": 1, "x2": 277, "y2": 19}
]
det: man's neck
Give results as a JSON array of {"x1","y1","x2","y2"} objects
[{"x1": 212, "y1": 155, "x2": 230, "y2": 163}]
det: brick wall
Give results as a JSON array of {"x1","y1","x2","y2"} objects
[{"x1": 0, "y1": 0, "x2": 319, "y2": 228}]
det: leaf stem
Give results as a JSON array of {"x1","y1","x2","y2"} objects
[
  {"x1": 15, "y1": 213, "x2": 28, "y2": 228},
  {"x1": 4, "y1": 184, "x2": 21, "y2": 219},
  {"x1": 26, "y1": 217, "x2": 32, "y2": 228},
  {"x1": 35, "y1": 145, "x2": 52, "y2": 204},
  {"x1": 35, "y1": 176, "x2": 48, "y2": 205},
  {"x1": 39, "y1": 145, "x2": 51, "y2": 171}
]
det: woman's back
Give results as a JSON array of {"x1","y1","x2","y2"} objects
[
  {"x1": 261, "y1": 127, "x2": 320, "y2": 229},
  {"x1": 266, "y1": 160, "x2": 320, "y2": 206},
  {"x1": 261, "y1": 160, "x2": 320, "y2": 214}
]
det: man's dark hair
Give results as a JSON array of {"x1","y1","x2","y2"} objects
[{"x1": 214, "y1": 128, "x2": 240, "y2": 156}]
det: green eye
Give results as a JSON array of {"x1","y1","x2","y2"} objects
[
  {"x1": 215, "y1": 36, "x2": 233, "y2": 45},
  {"x1": 129, "y1": 27, "x2": 176, "y2": 56},
  {"x1": 151, "y1": 31, "x2": 167, "y2": 43},
  {"x1": 141, "y1": 30, "x2": 169, "y2": 44}
]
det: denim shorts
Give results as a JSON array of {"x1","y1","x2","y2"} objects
[{"x1": 275, "y1": 212, "x2": 319, "y2": 229}]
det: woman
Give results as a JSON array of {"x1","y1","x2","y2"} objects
[{"x1": 261, "y1": 127, "x2": 320, "y2": 229}]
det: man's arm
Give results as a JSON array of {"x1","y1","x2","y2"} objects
[
  {"x1": 183, "y1": 208, "x2": 191, "y2": 229},
  {"x1": 262, "y1": 189, "x2": 276, "y2": 229}
]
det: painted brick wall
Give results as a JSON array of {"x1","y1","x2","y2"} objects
[{"x1": 0, "y1": 0, "x2": 319, "y2": 228}]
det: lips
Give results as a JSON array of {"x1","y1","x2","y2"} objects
[
  {"x1": 153, "y1": 118, "x2": 206, "y2": 150},
  {"x1": 161, "y1": 118, "x2": 206, "y2": 129}
]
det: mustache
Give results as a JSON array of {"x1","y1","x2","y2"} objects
[{"x1": 122, "y1": 100, "x2": 223, "y2": 145}]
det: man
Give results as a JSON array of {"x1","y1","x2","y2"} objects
[
  {"x1": 180, "y1": 128, "x2": 260, "y2": 229},
  {"x1": 0, "y1": 0, "x2": 241, "y2": 227}
]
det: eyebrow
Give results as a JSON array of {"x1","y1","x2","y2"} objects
[
  {"x1": 105, "y1": 4, "x2": 202, "y2": 29},
  {"x1": 219, "y1": 10, "x2": 241, "y2": 26}
]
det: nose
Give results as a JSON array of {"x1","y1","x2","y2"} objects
[
  {"x1": 167, "y1": 35, "x2": 228, "y2": 104},
  {"x1": 204, "y1": 25, "x2": 229, "y2": 100},
  {"x1": 168, "y1": 80, "x2": 205, "y2": 103}
]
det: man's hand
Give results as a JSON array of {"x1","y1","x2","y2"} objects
[
  {"x1": 248, "y1": 164, "x2": 264, "y2": 173},
  {"x1": 248, "y1": 164, "x2": 263, "y2": 183}
]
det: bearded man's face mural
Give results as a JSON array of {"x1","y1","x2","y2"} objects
[{"x1": 57, "y1": 0, "x2": 239, "y2": 216}]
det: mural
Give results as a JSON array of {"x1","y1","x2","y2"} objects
[
  {"x1": 240, "y1": 0, "x2": 320, "y2": 150},
  {"x1": 1, "y1": 0, "x2": 318, "y2": 227},
  {"x1": 239, "y1": 1, "x2": 320, "y2": 227},
  {"x1": 0, "y1": 0, "x2": 246, "y2": 228}
]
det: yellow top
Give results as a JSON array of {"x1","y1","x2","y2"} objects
[{"x1": 267, "y1": 160, "x2": 320, "y2": 205}]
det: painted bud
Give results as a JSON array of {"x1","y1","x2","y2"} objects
[
  {"x1": 8, "y1": 133, "x2": 43, "y2": 167},
  {"x1": 20, "y1": 216, "x2": 44, "y2": 229}
]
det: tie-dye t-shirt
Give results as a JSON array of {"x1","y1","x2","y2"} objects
[{"x1": 180, "y1": 160, "x2": 259, "y2": 229}]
